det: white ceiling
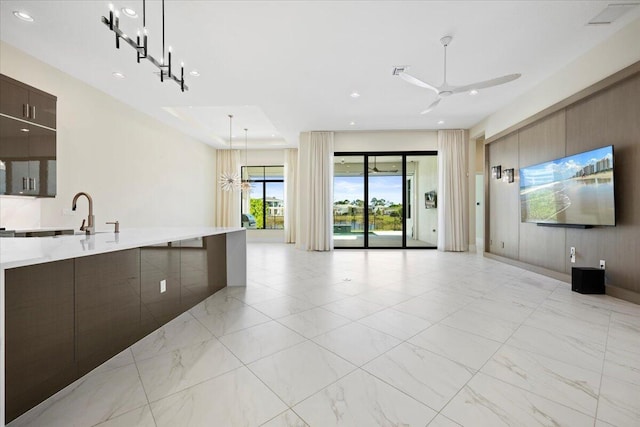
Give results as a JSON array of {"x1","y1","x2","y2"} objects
[{"x1": 1, "y1": 1, "x2": 639, "y2": 148}]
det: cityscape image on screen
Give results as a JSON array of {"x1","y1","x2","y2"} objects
[{"x1": 520, "y1": 145, "x2": 615, "y2": 226}]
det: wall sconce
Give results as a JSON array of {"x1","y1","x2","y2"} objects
[
  {"x1": 503, "y1": 168, "x2": 515, "y2": 183},
  {"x1": 491, "y1": 165, "x2": 502, "y2": 179}
]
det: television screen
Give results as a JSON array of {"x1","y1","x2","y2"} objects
[{"x1": 520, "y1": 145, "x2": 615, "y2": 226}]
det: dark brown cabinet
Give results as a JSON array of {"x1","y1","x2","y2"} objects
[
  {"x1": 0, "y1": 74, "x2": 56, "y2": 129},
  {"x1": 0, "y1": 115, "x2": 56, "y2": 196},
  {"x1": 181, "y1": 235, "x2": 227, "y2": 310},
  {"x1": 0, "y1": 74, "x2": 57, "y2": 197},
  {"x1": 4, "y1": 234, "x2": 232, "y2": 422},
  {"x1": 75, "y1": 249, "x2": 143, "y2": 375},
  {"x1": 138, "y1": 236, "x2": 227, "y2": 332},
  {"x1": 140, "y1": 242, "x2": 183, "y2": 334},
  {"x1": 4, "y1": 260, "x2": 77, "y2": 423}
]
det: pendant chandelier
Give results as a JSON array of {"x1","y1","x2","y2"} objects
[
  {"x1": 240, "y1": 128, "x2": 252, "y2": 192},
  {"x1": 102, "y1": 0, "x2": 188, "y2": 92},
  {"x1": 219, "y1": 114, "x2": 241, "y2": 192}
]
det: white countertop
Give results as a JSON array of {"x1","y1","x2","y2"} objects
[{"x1": 0, "y1": 227, "x2": 244, "y2": 270}]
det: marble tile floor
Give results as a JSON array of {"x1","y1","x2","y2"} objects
[{"x1": 9, "y1": 243, "x2": 640, "y2": 427}]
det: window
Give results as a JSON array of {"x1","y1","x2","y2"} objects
[{"x1": 241, "y1": 166, "x2": 284, "y2": 229}]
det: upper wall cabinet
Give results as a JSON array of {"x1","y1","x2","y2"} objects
[
  {"x1": 0, "y1": 74, "x2": 57, "y2": 129},
  {"x1": 0, "y1": 74, "x2": 57, "y2": 197}
]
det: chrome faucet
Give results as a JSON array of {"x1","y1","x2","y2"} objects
[{"x1": 72, "y1": 192, "x2": 95, "y2": 235}]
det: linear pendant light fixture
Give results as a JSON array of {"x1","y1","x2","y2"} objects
[
  {"x1": 240, "y1": 128, "x2": 252, "y2": 192},
  {"x1": 101, "y1": 0, "x2": 188, "y2": 91},
  {"x1": 219, "y1": 115, "x2": 241, "y2": 192}
]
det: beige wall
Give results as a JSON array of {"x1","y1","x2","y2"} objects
[
  {"x1": 474, "y1": 137, "x2": 484, "y2": 174},
  {"x1": 486, "y1": 71, "x2": 640, "y2": 301},
  {"x1": 243, "y1": 149, "x2": 284, "y2": 167},
  {"x1": 472, "y1": 17, "x2": 640, "y2": 140},
  {"x1": 0, "y1": 42, "x2": 216, "y2": 230},
  {"x1": 334, "y1": 130, "x2": 437, "y2": 152},
  {"x1": 413, "y1": 155, "x2": 438, "y2": 245}
]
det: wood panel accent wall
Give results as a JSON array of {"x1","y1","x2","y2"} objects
[
  {"x1": 485, "y1": 69, "x2": 640, "y2": 300},
  {"x1": 488, "y1": 133, "x2": 519, "y2": 259},
  {"x1": 517, "y1": 111, "x2": 567, "y2": 273},
  {"x1": 565, "y1": 75, "x2": 640, "y2": 296}
]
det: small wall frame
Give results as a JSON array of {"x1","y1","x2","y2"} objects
[
  {"x1": 491, "y1": 165, "x2": 502, "y2": 179},
  {"x1": 503, "y1": 168, "x2": 515, "y2": 183},
  {"x1": 425, "y1": 191, "x2": 437, "y2": 209}
]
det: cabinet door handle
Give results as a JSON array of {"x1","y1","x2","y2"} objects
[
  {"x1": 22, "y1": 177, "x2": 28, "y2": 190},
  {"x1": 29, "y1": 178, "x2": 36, "y2": 191},
  {"x1": 31, "y1": 106, "x2": 36, "y2": 120},
  {"x1": 23, "y1": 104, "x2": 29, "y2": 118}
]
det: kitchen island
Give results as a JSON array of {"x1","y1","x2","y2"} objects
[{"x1": 0, "y1": 227, "x2": 246, "y2": 424}]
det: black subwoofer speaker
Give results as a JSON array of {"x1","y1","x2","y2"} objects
[{"x1": 571, "y1": 267, "x2": 605, "y2": 294}]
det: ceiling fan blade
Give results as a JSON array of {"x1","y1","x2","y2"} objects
[
  {"x1": 398, "y1": 72, "x2": 439, "y2": 94},
  {"x1": 452, "y1": 73, "x2": 521, "y2": 94},
  {"x1": 420, "y1": 97, "x2": 441, "y2": 115}
]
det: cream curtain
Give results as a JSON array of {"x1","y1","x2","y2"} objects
[
  {"x1": 215, "y1": 149, "x2": 241, "y2": 227},
  {"x1": 437, "y1": 130, "x2": 469, "y2": 251},
  {"x1": 296, "y1": 132, "x2": 334, "y2": 251},
  {"x1": 284, "y1": 148, "x2": 298, "y2": 243}
]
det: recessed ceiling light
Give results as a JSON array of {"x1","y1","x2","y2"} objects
[
  {"x1": 349, "y1": 121, "x2": 356, "y2": 126},
  {"x1": 121, "y1": 7, "x2": 137, "y2": 18},
  {"x1": 437, "y1": 120, "x2": 445, "y2": 125},
  {"x1": 112, "y1": 72, "x2": 126, "y2": 79},
  {"x1": 13, "y1": 11, "x2": 34, "y2": 22},
  {"x1": 271, "y1": 134, "x2": 276, "y2": 137},
  {"x1": 20, "y1": 128, "x2": 30, "y2": 132},
  {"x1": 350, "y1": 92, "x2": 360, "y2": 98},
  {"x1": 190, "y1": 70, "x2": 200, "y2": 77},
  {"x1": 469, "y1": 89, "x2": 479, "y2": 96}
]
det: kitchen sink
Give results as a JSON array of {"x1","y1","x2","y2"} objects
[{"x1": 11, "y1": 229, "x2": 75, "y2": 237}]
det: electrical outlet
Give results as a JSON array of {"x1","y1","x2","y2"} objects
[
  {"x1": 600, "y1": 260, "x2": 606, "y2": 269},
  {"x1": 570, "y1": 247, "x2": 576, "y2": 264},
  {"x1": 570, "y1": 247, "x2": 576, "y2": 256},
  {"x1": 160, "y1": 279, "x2": 166, "y2": 293}
]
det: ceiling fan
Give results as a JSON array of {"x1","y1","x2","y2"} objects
[
  {"x1": 395, "y1": 36, "x2": 521, "y2": 114},
  {"x1": 368, "y1": 157, "x2": 398, "y2": 173}
]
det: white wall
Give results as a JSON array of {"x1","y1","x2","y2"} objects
[
  {"x1": 243, "y1": 149, "x2": 284, "y2": 167},
  {"x1": 414, "y1": 156, "x2": 438, "y2": 245},
  {"x1": 335, "y1": 130, "x2": 437, "y2": 152},
  {"x1": 472, "y1": 17, "x2": 640, "y2": 139},
  {"x1": 0, "y1": 42, "x2": 216, "y2": 230}
]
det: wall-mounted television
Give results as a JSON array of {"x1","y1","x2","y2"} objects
[{"x1": 520, "y1": 145, "x2": 615, "y2": 226}]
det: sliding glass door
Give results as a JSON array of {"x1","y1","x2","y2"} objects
[
  {"x1": 334, "y1": 152, "x2": 437, "y2": 249},
  {"x1": 333, "y1": 156, "x2": 365, "y2": 248},
  {"x1": 368, "y1": 155, "x2": 403, "y2": 247}
]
